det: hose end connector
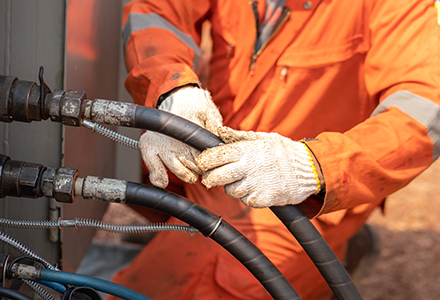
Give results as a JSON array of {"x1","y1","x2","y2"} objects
[{"x1": 0, "y1": 74, "x2": 51, "y2": 123}]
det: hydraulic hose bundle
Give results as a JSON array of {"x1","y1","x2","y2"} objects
[
  {"x1": 0, "y1": 70, "x2": 363, "y2": 300},
  {"x1": 133, "y1": 105, "x2": 362, "y2": 300},
  {"x1": 0, "y1": 155, "x2": 300, "y2": 300}
]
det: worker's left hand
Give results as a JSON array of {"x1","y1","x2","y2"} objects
[
  {"x1": 139, "y1": 87, "x2": 222, "y2": 189},
  {"x1": 196, "y1": 127, "x2": 321, "y2": 208}
]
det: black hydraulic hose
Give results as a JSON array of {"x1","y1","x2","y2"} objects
[
  {"x1": 135, "y1": 106, "x2": 221, "y2": 151},
  {"x1": 125, "y1": 182, "x2": 300, "y2": 300},
  {"x1": 134, "y1": 106, "x2": 363, "y2": 300},
  {"x1": 0, "y1": 287, "x2": 33, "y2": 300},
  {"x1": 270, "y1": 207, "x2": 362, "y2": 299}
]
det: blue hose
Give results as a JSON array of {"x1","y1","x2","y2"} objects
[
  {"x1": 40, "y1": 269, "x2": 152, "y2": 300},
  {"x1": 38, "y1": 280, "x2": 67, "y2": 293}
]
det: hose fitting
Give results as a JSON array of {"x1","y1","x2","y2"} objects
[
  {"x1": 0, "y1": 155, "x2": 46, "y2": 199},
  {"x1": 0, "y1": 154, "x2": 79, "y2": 203},
  {"x1": 9, "y1": 263, "x2": 42, "y2": 281},
  {"x1": 0, "y1": 75, "x2": 50, "y2": 123},
  {"x1": 77, "y1": 176, "x2": 127, "y2": 203}
]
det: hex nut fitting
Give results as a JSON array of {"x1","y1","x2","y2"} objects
[
  {"x1": 60, "y1": 90, "x2": 87, "y2": 126},
  {"x1": 53, "y1": 167, "x2": 79, "y2": 203},
  {"x1": 18, "y1": 163, "x2": 45, "y2": 198},
  {"x1": 41, "y1": 167, "x2": 57, "y2": 198},
  {"x1": 47, "y1": 89, "x2": 65, "y2": 123}
]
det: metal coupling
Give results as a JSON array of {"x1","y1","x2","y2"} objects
[
  {"x1": 88, "y1": 99, "x2": 136, "y2": 127},
  {"x1": 0, "y1": 154, "x2": 79, "y2": 203},
  {"x1": 9, "y1": 263, "x2": 42, "y2": 281},
  {"x1": 41, "y1": 166, "x2": 79, "y2": 203},
  {"x1": 0, "y1": 72, "x2": 139, "y2": 127},
  {"x1": 77, "y1": 176, "x2": 127, "y2": 203},
  {"x1": 0, "y1": 155, "x2": 46, "y2": 199},
  {"x1": 0, "y1": 75, "x2": 50, "y2": 123},
  {"x1": 51, "y1": 167, "x2": 79, "y2": 203},
  {"x1": 46, "y1": 89, "x2": 88, "y2": 126}
]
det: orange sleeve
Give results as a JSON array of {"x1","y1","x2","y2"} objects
[
  {"x1": 305, "y1": 0, "x2": 440, "y2": 216},
  {"x1": 122, "y1": 0, "x2": 210, "y2": 107}
]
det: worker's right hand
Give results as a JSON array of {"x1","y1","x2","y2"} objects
[{"x1": 139, "y1": 87, "x2": 223, "y2": 189}]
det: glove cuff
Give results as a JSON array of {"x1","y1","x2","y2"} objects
[
  {"x1": 289, "y1": 142, "x2": 321, "y2": 201},
  {"x1": 300, "y1": 142, "x2": 322, "y2": 194}
]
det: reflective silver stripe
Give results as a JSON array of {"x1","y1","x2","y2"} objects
[
  {"x1": 122, "y1": 12, "x2": 203, "y2": 73},
  {"x1": 371, "y1": 91, "x2": 440, "y2": 160}
]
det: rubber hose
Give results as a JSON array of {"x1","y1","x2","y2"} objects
[
  {"x1": 38, "y1": 280, "x2": 67, "y2": 293},
  {"x1": 0, "y1": 287, "x2": 33, "y2": 300},
  {"x1": 271, "y1": 206, "x2": 362, "y2": 299},
  {"x1": 125, "y1": 182, "x2": 301, "y2": 300},
  {"x1": 40, "y1": 269, "x2": 152, "y2": 300},
  {"x1": 135, "y1": 106, "x2": 362, "y2": 300},
  {"x1": 135, "y1": 106, "x2": 221, "y2": 151}
]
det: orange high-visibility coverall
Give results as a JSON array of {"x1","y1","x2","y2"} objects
[{"x1": 112, "y1": 0, "x2": 440, "y2": 299}]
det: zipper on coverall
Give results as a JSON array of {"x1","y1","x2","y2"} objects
[{"x1": 249, "y1": 1, "x2": 291, "y2": 74}]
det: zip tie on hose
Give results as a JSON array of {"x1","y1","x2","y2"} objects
[
  {"x1": 82, "y1": 120, "x2": 140, "y2": 150},
  {"x1": 0, "y1": 217, "x2": 199, "y2": 235},
  {"x1": 205, "y1": 216, "x2": 222, "y2": 238}
]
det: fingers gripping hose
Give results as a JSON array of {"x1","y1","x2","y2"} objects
[
  {"x1": 132, "y1": 106, "x2": 362, "y2": 300},
  {"x1": 134, "y1": 106, "x2": 221, "y2": 151}
]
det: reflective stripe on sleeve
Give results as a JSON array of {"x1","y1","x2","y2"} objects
[
  {"x1": 371, "y1": 91, "x2": 440, "y2": 161},
  {"x1": 122, "y1": 12, "x2": 203, "y2": 74}
]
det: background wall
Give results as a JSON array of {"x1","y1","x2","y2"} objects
[
  {"x1": 0, "y1": 0, "x2": 65, "y2": 267},
  {"x1": 0, "y1": 0, "x2": 141, "y2": 273}
]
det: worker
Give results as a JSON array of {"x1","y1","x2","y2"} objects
[{"x1": 111, "y1": 0, "x2": 440, "y2": 299}]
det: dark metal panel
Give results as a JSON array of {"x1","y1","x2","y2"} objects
[
  {"x1": 0, "y1": 0, "x2": 65, "y2": 267},
  {"x1": 62, "y1": 0, "x2": 123, "y2": 272}
]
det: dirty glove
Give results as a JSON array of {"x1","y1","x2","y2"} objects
[
  {"x1": 139, "y1": 87, "x2": 222, "y2": 188},
  {"x1": 196, "y1": 127, "x2": 321, "y2": 208}
]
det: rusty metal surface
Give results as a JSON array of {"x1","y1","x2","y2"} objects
[
  {"x1": 10, "y1": 264, "x2": 42, "y2": 280},
  {"x1": 60, "y1": 90, "x2": 87, "y2": 127},
  {"x1": 81, "y1": 176, "x2": 127, "y2": 203},
  {"x1": 53, "y1": 168, "x2": 79, "y2": 203},
  {"x1": 90, "y1": 99, "x2": 136, "y2": 127},
  {"x1": 42, "y1": 168, "x2": 56, "y2": 198},
  {"x1": 0, "y1": 76, "x2": 16, "y2": 123}
]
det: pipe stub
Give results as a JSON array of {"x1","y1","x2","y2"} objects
[{"x1": 62, "y1": 286, "x2": 103, "y2": 300}]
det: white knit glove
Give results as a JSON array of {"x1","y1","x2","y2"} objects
[
  {"x1": 140, "y1": 87, "x2": 222, "y2": 188},
  {"x1": 196, "y1": 127, "x2": 321, "y2": 208}
]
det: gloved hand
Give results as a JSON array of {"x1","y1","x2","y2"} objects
[
  {"x1": 196, "y1": 127, "x2": 322, "y2": 208},
  {"x1": 139, "y1": 87, "x2": 223, "y2": 188}
]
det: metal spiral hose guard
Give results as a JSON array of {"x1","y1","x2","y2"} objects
[
  {"x1": 0, "y1": 231, "x2": 57, "y2": 300},
  {"x1": 0, "y1": 218, "x2": 199, "y2": 235},
  {"x1": 82, "y1": 120, "x2": 140, "y2": 150},
  {"x1": 23, "y1": 279, "x2": 57, "y2": 300}
]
